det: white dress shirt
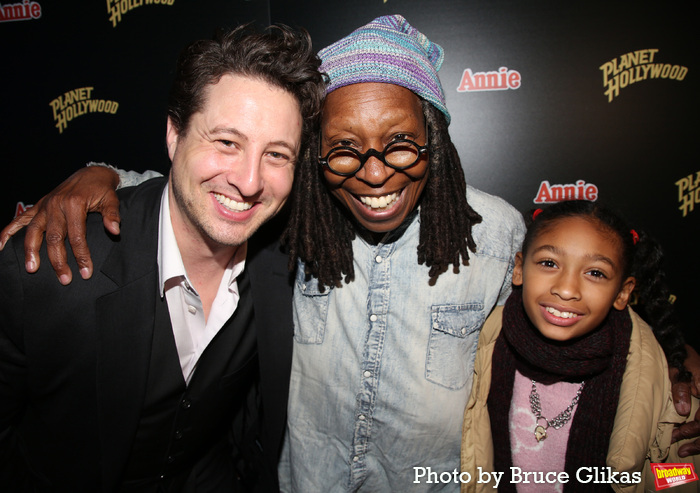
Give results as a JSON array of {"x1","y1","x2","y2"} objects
[{"x1": 157, "y1": 185, "x2": 246, "y2": 384}]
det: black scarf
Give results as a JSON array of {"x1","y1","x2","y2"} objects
[{"x1": 487, "y1": 288, "x2": 631, "y2": 492}]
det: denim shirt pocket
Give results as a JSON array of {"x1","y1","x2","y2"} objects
[
  {"x1": 426, "y1": 303, "x2": 485, "y2": 390},
  {"x1": 293, "y1": 268, "x2": 331, "y2": 345}
]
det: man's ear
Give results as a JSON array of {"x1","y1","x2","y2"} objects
[
  {"x1": 166, "y1": 117, "x2": 179, "y2": 161},
  {"x1": 613, "y1": 276, "x2": 636, "y2": 310},
  {"x1": 513, "y1": 252, "x2": 524, "y2": 286}
]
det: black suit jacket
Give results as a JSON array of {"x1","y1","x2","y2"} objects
[{"x1": 0, "y1": 178, "x2": 293, "y2": 491}]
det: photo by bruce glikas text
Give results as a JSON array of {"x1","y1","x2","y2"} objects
[{"x1": 413, "y1": 466, "x2": 641, "y2": 487}]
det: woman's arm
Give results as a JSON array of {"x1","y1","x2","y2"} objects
[{"x1": 0, "y1": 164, "x2": 160, "y2": 284}]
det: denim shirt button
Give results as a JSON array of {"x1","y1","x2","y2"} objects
[
  {"x1": 369, "y1": 314, "x2": 378, "y2": 322},
  {"x1": 353, "y1": 456, "x2": 360, "y2": 462},
  {"x1": 461, "y1": 327, "x2": 467, "y2": 335},
  {"x1": 375, "y1": 255, "x2": 383, "y2": 263},
  {"x1": 358, "y1": 414, "x2": 366, "y2": 420},
  {"x1": 363, "y1": 370, "x2": 372, "y2": 378}
]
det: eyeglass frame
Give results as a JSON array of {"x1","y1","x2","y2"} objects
[{"x1": 319, "y1": 135, "x2": 429, "y2": 177}]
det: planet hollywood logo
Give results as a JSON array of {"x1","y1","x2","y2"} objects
[
  {"x1": 106, "y1": 0, "x2": 174, "y2": 28},
  {"x1": 676, "y1": 171, "x2": 700, "y2": 217},
  {"x1": 49, "y1": 87, "x2": 120, "y2": 134},
  {"x1": 599, "y1": 49, "x2": 688, "y2": 103},
  {"x1": 0, "y1": 0, "x2": 42, "y2": 22}
]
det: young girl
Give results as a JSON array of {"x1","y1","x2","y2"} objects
[{"x1": 461, "y1": 200, "x2": 696, "y2": 492}]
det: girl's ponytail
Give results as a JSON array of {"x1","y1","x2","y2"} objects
[{"x1": 631, "y1": 230, "x2": 690, "y2": 380}]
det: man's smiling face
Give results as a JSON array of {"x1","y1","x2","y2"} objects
[{"x1": 166, "y1": 73, "x2": 301, "y2": 249}]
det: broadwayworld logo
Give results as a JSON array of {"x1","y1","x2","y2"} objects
[{"x1": 651, "y1": 463, "x2": 698, "y2": 490}]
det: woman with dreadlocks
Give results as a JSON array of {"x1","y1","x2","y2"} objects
[
  {"x1": 4, "y1": 14, "x2": 699, "y2": 493},
  {"x1": 276, "y1": 16, "x2": 524, "y2": 492}
]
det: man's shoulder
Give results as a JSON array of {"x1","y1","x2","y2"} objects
[
  {"x1": 116, "y1": 175, "x2": 167, "y2": 211},
  {"x1": 80, "y1": 176, "x2": 165, "y2": 250}
]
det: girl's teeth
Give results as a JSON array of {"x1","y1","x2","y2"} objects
[
  {"x1": 214, "y1": 193, "x2": 252, "y2": 212},
  {"x1": 545, "y1": 306, "x2": 579, "y2": 319},
  {"x1": 360, "y1": 192, "x2": 399, "y2": 210}
]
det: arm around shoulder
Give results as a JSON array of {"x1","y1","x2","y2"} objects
[
  {"x1": 0, "y1": 163, "x2": 162, "y2": 284},
  {"x1": 607, "y1": 309, "x2": 684, "y2": 491}
]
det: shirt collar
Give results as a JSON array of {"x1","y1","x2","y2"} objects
[{"x1": 157, "y1": 183, "x2": 246, "y2": 297}]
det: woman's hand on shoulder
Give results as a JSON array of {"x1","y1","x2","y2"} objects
[{"x1": 0, "y1": 165, "x2": 121, "y2": 285}]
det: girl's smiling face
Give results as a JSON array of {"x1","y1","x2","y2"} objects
[{"x1": 513, "y1": 216, "x2": 636, "y2": 342}]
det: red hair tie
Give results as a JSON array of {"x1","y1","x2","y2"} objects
[
  {"x1": 630, "y1": 229, "x2": 639, "y2": 245},
  {"x1": 532, "y1": 209, "x2": 543, "y2": 220}
]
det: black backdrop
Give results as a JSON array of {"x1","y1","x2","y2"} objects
[{"x1": 2, "y1": 0, "x2": 697, "y2": 347}]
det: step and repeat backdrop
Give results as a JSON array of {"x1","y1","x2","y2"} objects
[{"x1": 1, "y1": 0, "x2": 697, "y2": 346}]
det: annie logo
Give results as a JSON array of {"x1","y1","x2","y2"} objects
[
  {"x1": 533, "y1": 179, "x2": 599, "y2": 204},
  {"x1": 0, "y1": 0, "x2": 42, "y2": 22},
  {"x1": 650, "y1": 463, "x2": 698, "y2": 490},
  {"x1": 456, "y1": 67, "x2": 521, "y2": 92},
  {"x1": 14, "y1": 202, "x2": 32, "y2": 219}
]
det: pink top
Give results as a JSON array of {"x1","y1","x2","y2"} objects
[{"x1": 508, "y1": 370, "x2": 582, "y2": 492}]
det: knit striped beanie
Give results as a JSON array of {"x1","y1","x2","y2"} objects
[{"x1": 318, "y1": 14, "x2": 450, "y2": 124}]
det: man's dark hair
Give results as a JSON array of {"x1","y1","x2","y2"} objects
[
  {"x1": 283, "y1": 99, "x2": 483, "y2": 290},
  {"x1": 168, "y1": 23, "x2": 325, "y2": 152}
]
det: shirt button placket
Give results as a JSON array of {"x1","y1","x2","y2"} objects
[{"x1": 350, "y1": 243, "x2": 392, "y2": 487}]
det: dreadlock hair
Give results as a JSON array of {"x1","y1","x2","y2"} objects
[
  {"x1": 282, "y1": 97, "x2": 482, "y2": 290},
  {"x1": 523, "y1": 200, "x2": 690, "y2": 379},
  {"x1": 417, "y1": 100, "x2": 482, "y2": 284}
]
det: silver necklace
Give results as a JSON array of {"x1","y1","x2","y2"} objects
[{"x1": 529, "y1": 379, "x2": 585, "y2": 442}]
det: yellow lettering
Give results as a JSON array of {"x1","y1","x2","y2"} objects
[
  {"x1": 619, "y1": 53, "x2": 631, "y2": 71},
  {"x1": 599, "y1": 61, "x2": 615, "y2": 85}
]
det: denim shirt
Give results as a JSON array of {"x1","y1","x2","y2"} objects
[{"x1": 279, "y1": 186, "x2": 525, "y2": 492}]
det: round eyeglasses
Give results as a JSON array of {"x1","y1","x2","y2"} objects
[{"x1": 320, "y1": 139, "x2": 429, "y2": 177}]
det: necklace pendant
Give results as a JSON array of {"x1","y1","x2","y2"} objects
[{"x1": 534, "y1": 425, "x2": 547, "y2": 442}]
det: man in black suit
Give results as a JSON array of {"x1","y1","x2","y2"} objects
[{"x1": 0, "y1": 25, "x2": 324, "y2": 492}]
